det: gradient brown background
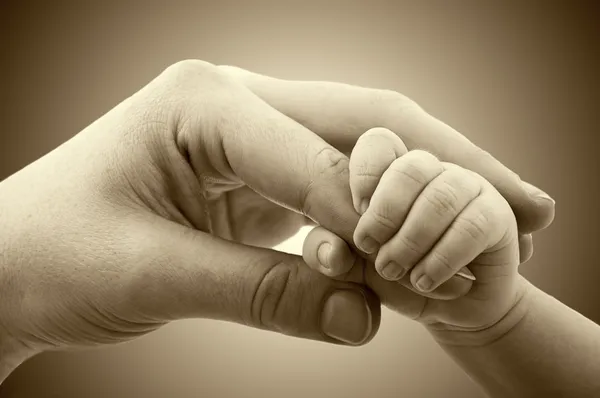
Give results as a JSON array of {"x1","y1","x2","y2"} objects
[{"x1": 1, "y1": 1, "x2": 599, "y2": 397}]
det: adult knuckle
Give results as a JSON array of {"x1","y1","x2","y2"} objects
[
  {"x1": 467, "y1": 146, "x2": 496, "y2": 166},
  {"x1": 163, "y1": 59, "x2": 215, "y2": 78},
  {"x1": 159, "y1": 59, "x2": 235, "y2": 91},
  {"x1": 313, "y1": 147, "x2": 349, "y2": 176},
  {"x1": 381, "y1": 93, "x2": 429, "y2": 129},
  {"x1": 250, "y1": 261, "x2": 297, "y2": 330},
  {"x1": 381, "y1": 90, "x2": 422, "y2": 116},
  {"x1": 301, "y1": 148, "x2": 349, "y2": 214}
]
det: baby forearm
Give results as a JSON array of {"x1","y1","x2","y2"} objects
[{"x1": 430, "y1": 277, "x2": 600, "y2": 397}]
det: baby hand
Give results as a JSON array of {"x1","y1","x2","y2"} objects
[{"x1": 303, "y1": 127, "x2": 524, "y2": 332}]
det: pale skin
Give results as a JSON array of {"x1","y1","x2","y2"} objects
[
  {"x1": 1, "y1": 60, "x2": 595, "y2": 396},
  {"x1": 302, "y1": 129, "x2": 600, "y2": 397}
]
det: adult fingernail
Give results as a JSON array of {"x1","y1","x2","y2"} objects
[
  {"x1": 359, "y1": 199, "x2": 370, "y2": 215},
  {"x1": 519, "y1": 234, "x2": 534, "y2": 264},
  {"x1": 534, "y1": 192, "x2": 555, "y2": 206},
  {"x1": 317, "y1": 243, "x2": 332, "y2": 269},
  {"x1": 456, "y1": 267, "x2": 476, "y2": 281},
  {"x1": 380, "y1": 261, "x2": 406, "y2": 280},
  {"x1": 359, "y1": 236, "x2": 378, "y2": 254},
  {"x1": 321, "y1": 290, "x2": 372, "y2": 345},
  {"x1": 522, "y1": 181, "x2": 555, "y2": 205},
  {"x1": 415, "y1": 274, "x2": 433, "y2": 292}
]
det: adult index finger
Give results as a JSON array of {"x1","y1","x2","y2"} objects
[{"x1": 219, "y1": 66, "x2": 555, "y2": 234}]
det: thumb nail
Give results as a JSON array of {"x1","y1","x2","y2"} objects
[
  {"x1": 456, "y1": 267, "x2": 476, "y2": 281},
  {"x1": 321, "y1": 290, "x2": 372, "y2": 345},
  {"x1": 522, "y1": 181, "x2": 555, "y2": 205}
]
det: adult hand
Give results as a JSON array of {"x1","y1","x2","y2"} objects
[{"x1": 0, "y1": 60, "x2": 553, "y2": 380}]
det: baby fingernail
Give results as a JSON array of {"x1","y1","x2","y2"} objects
[
  {"x1": 380, "y1": 261, "x2": 406, "y2": 280},
  {"x1": 359, "y1": 236, "x2": 379, "y2": 254},
  {"x1": 317, "y1": 243, "x2": 332, "y2": 269},
  {"x1": 416, "y1": 275, "x2": 433, "y2": 292}
]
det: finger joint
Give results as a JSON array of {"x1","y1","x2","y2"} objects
[{"x1": 250, "y1": 261, "x2": 296, "y2": 331}]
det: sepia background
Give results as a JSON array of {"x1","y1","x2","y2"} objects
[{"x1": 1, "y1": 1, "x2": 598, "y2": 397}]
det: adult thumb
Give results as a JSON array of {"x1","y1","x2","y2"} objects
[{"x1": 125, "y1": 216, "x2": 380, "y2": 346}]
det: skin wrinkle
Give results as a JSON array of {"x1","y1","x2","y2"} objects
[
  {"x1": 88, "y1": 294, "x2": 165, "y2": 334},
  {"x1": 223, "y1": 192, "x2": 235, "y2": 242},
  {"x1": 392, "y1": 165, "x2": 431, "y2": 186},
  {"x1": 430, "y1": 250, "x2": 455, "y2": 273},
  {"x1": 249, "y1": 261, "x2": 285, "y2": 331},
  {"x1": 455, "y1": 214, "x2": 489, "y2": 244},
  {"x1": 157, "y1": 129, "x2": 208, "y2": 231},
  {"x1": 397, "y1": 234, "x2": 426, "y2": 257},
  {"x1": 103, "y1": 117, "x2": 194, "y2": 228},
  {"x1": 287, "y1": 265, "x2": 308, "y2": 336},
  {"x1": 424, "y1": 186, "x2": 461, "y2": 217},
  {"x1": 264, "y1": 265, "x2": 292, "y2": 330},
  {"x1": 141, "y1": 144, "x2": 196, "y2": 228},
  {"x1": 166, "y1": 140, "x2": 215, "y2": 233},
  {"x1": 300, "y1": 147, "x2": 343, "y2": 218},
  {"x1": 370, "y1": 206, "x2": 400, "y2": 231},
  {"x1": 429, "y1": 285, "x2": 530, "y2": 346},
  {"x1": 355, "y1": 171, "x2": 384, "y2": 179},
  {"x1": 414, "y1": 291, "x2": 433, "y2": 323}
]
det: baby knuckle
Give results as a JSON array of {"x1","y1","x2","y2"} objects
[
  {"x1": 424, "y1": 185, "x2": 459, "y2": 216},
  {"x1": 353, "y1": 163, "x2": 384, "y2": 180},
  {"x1": 407, "y1": 150, "x2": 439, "y2": 168},
  {"x1": 443, "y1": 167, "x2": 482, "y2": 197},
  {"x1": 369, "y1": 204, "x2": 399, "y2": 230},
  {"x1": 390, "y1": 158, "x2": 429, "y2": 185},
  {"x1": 455, "y1": 212, "x2": 490, "y2": 243},
  {"x1": 398, "y1": 234, "x2": 426, "y2": 257},
  {"x1": 431, "y1": 250, "x2": 454, "y2": 272}
]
